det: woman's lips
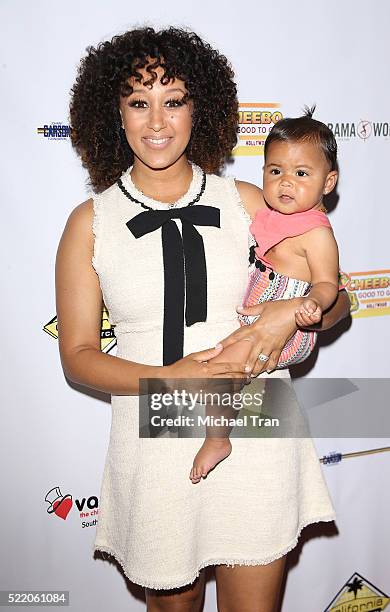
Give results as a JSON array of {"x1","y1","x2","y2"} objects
[{"x1": 142, "y1": 136, "x2": 173, "y2": 150}]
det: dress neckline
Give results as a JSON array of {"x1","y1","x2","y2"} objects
[{"x1": 120, "y1": 162, "x2": 204, "y2": 210}]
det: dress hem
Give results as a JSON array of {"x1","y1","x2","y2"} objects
[{"x1": 93, "y1": 512, "x2": 336, "y2": 590}]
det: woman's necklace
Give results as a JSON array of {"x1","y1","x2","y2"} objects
[{"x1": 117, "y1": 165, "x2": 206, "y2": 210}]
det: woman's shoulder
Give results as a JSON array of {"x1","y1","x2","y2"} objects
[
  {"x1": 233, "y1": 179, "x2": 267, "y2": 220},
  {"x1": 68, "y1": 180, "x2": 120, "y2": 227},
  {"x1": 206, "y1": 172, "x2": 266, "y2": 220},
  {"x1": 64, "y1": 197, "x2": 94, "y2": 229},
  {"x1": 57, "y1": 199, "x2": 95, "y2": 257}
]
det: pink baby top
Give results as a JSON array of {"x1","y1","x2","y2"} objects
[{"x1": 250, "y1": 206, "x2": 332, "y2": 266}]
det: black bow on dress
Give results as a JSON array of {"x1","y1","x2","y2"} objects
[{"x1": 126, "y1": 205, "x2": 220, "y2": 365}]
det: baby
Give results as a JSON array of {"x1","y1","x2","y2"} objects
[{"x1": 189, "y1": 106, "x2": 340, "y2": 484}]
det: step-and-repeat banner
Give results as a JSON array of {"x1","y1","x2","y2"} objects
[{"x1": 2, "y1": 1, "x2": 389, "y2": 610}]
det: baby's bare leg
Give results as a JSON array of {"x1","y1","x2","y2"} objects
[{"x1": 189, "y1": 339, "x2": 252, "y2": 484}]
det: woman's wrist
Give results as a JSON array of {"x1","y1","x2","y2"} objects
[
  {"x1": 134, "y1": 364, "x2": 169, "y2": 394},
  {"x1": 153, "y1": 365, "x2": 174, "y2": 393}
]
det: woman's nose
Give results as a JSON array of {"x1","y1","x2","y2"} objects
[{"x1": 147, "y1": 106, "x2": 166, "y2": 131}]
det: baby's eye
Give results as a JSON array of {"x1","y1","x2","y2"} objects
[
  {"x1": 270, "y1": 168, "x2": 280, "y2": 175},
  {"x1": 165, "y1": 98, "x2": 185, "y2": 108},
  {"x1": 296, "y1": 170, "x2": 308, "y2": 177},
  {"x1": 128, "y1": 99, "x2": 148, "y2": 108}
]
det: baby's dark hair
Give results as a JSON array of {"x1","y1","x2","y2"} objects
[
  {"x1": 264, "y1": 105, "x2": 337, "y2": 171},
  {"x1": 69, "y1": 26, "x2": 238, "y2": 192}
]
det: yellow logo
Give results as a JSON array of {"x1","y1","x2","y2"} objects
[
  {"x1": 43, "y1": 308, "x2": 116, "y2": 353},
  {"x1": 233, "y1": 103, "x2": 283, "y2": 157},
  {"x1": 339, "y1": 269, "x2": 390, "y2": 318},
  {"x1": 325, "y1": 572, "x2": 389, "y2": 611}
]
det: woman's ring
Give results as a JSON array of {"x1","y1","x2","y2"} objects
[{"x1": 258, "y1": 353, "x2": 270, "y2": 362}]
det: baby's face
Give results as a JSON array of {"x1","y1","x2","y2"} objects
[{"x1": 263, "y1": 139, "x2": 337, "y2": 214}]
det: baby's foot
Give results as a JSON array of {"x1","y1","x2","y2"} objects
[{"x1": 189, "y1": 438, "x2": 232, "y2": 484}]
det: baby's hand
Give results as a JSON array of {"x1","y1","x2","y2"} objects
[{"x1": 295, "y1": 298, "x2": 322, "y2": 327}]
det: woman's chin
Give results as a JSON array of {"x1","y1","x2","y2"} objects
[{"x1": 134, "y1": 152, "x2": 188, "y2": 171}]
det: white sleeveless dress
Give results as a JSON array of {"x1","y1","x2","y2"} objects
[{"x1": 91, "y1": 163, "x2": 336, "y2": 590}]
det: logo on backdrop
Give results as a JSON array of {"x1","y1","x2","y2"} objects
[
  {"x1": 324, "y1": 572, "x2": 389, "y2": 611},
  {"x1": 327, "y1": 120, "x2": 390, "y2": 140},
  {"x1": 339, "y1": 269, "x2": 390, "y2": 318},
  {"x1": 37, "y1": 122, "x2": 71, "y2": 140},
  {"x1": 233, "y1": 103, "x2": 283, "y2": 156},
  {"x1": 43, "y1": 309, "x2": 116, "y2": 353},
  {"x1": 45, "y1": 486, "x2": 99, "y2": 528}
]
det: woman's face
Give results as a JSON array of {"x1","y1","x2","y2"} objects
[{"x1": 119, "y1": 66, "x2": 193, "y2": 170}]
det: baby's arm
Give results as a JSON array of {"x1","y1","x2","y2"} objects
[{"x1": 296, "y1": 226, "x2": 340, "y2": 327}]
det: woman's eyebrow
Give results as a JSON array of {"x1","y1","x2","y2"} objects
[
  {"x1": 129, "y1": 87, "x2": 186, "y2": 94},
  {"x1": 164, "y1": 87, "x2": 186, "y2": 94}
]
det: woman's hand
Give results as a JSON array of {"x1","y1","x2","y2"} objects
[
  {"x1": 162, "y1": 344, "x2": 251, "y2": 396},
  {"x1": 218, "y1": 297, "x2": 305, "y2": 376}
]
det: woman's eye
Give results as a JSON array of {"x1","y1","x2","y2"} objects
[
  {"x1": 128, "y1": 99, "x2": 148, "y2": 108},
  {"x1": 270, "y1": 169, "x2": 280, "y2": 175},
  {"x1": 165, "y1": 98, "x2": 185, "y2": 108},
  {"x1": 296, "y1": 170, "x2": 308, "y2": 177}
]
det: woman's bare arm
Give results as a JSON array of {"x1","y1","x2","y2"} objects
[
  {"x1": 55, "y1": 199, "x2": 162, "y2": 395},
  {"x1": 235, "y1": 180, "x2": 267, "y2": 219}
]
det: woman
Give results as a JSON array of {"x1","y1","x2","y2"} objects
[{"x1": 56, "y1": 27, "x2": 350, "y2": 612}]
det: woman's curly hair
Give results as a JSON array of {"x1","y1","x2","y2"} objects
[{"x1": 69, "y1": 26, "x2": 238, "y2": 192}]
